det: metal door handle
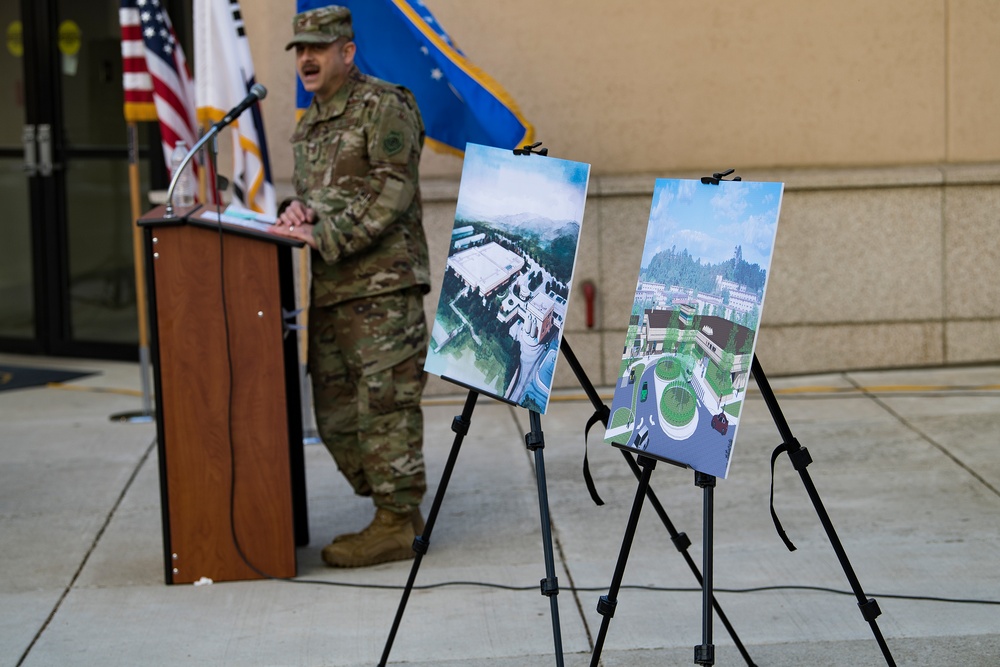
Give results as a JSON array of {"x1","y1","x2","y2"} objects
[
  {"x1": 37, "y1": 124, "x2": 53, "y2": 177},
  {"x1": 22, "y1": 125, "x2": 37, "y2": 176}
]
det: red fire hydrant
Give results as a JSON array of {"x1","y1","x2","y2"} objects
[{"x1": 581, "y1": 280, "x2": 596, "y2": 329}]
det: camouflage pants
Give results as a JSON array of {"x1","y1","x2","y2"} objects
[{"x1": 308, "y1": 287, "x2": 428, "y2": 514}]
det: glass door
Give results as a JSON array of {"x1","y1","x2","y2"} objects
[
  {"x1": 0, "y1": 2, "x2": 38, "y2": 350},
  {"x1": 0, "y1": 0, "x2": 181, "y2": 359},
  {"x1": 56, "y1": 0, "x2": 151, "y2": 354}
]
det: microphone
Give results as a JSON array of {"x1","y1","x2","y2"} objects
[{"x1": 214, "y1": 83, "x2": 267, "y2": 130}]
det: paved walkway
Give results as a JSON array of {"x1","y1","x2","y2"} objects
[{"x1": 2, "y1": 353, "x2": 999, "y2": 666}]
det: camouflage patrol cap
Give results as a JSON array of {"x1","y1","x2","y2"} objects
[{"x1": 285, "y1": 5, "x2": 353, "y2": 51}]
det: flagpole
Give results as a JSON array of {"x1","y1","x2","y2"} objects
[
  {"x1": 298, "y1": 249, "x2": 319, "y2": 444},
  {"x1": 111, "y1": 121, "x2": 155, "y2": 424}
]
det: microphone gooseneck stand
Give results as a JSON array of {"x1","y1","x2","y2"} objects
[{"x1": 163, "y1": 83, "x2": 267, "y2": 219}]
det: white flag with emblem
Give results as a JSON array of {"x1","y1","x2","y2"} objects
[{"x1": 194, "y1": 0, "x2": 276, "y2": 215}]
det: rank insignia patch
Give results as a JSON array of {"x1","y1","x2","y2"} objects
[{"x1": 383, "y1": 131, "x2": 404, "y2": 156}]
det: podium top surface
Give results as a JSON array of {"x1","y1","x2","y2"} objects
[{"x1": 138, "y1": 204, "x2": 304, "y2": 248}]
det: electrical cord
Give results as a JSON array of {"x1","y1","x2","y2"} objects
[
  {"x1": 208, "y1": 148, "x2": 288, "y2": 584},
  {"x1": 273, "y1": 576, "x2": 1000, "y2": 607},
  {"x1": 184, "y1": 550, "x2": 1000, "y2": 610}
]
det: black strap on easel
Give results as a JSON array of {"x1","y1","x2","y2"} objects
[
  {"x1": 699, "y1": 169, "x2": 799, "y2": 558},
  {"x1": 768, "y1": 442, "x2": 797, "y2": 552},
  {"x1": 582, "y1": 407, "x2": 608, "y2": 505},
  {"x1": 516, "y1": 138, "x2": 605, "y2": 511},
  {"x1": 752, "y1": 355, "x2": 897, "y2": 666}
]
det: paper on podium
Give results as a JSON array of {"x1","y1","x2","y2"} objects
[{"x1": 198, "y1": 206, "x2": 277, "y2": 233}]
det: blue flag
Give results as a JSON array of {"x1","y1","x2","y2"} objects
[{"x1": 294, "y1": 0, "x2": 533, "y2": 155}]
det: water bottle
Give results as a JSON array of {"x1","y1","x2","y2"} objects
[{"x1": 169, "y1": 140, "x2": 196, "y2": 207}]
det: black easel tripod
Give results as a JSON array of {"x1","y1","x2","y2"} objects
[
  {"x1": 582, "y1": 429, "x2": 723, "y2": 666},
  {"x1": 580, "y1": 354, "x2": 898, "y2": 666},
  {"x1": 585, "y1": 462, "x2": 724, "y2": 666},
  {"x1": 558, "y1": 338, "x2": 757, "y2": 666},
  {"x1": 708, "y1": 169, "x2": 893, "y2": 664},
  {"x1": 378, "y1": 389, "x2": 566, "y2": 667},
  {"x1": 585, "y1": 168, "x2": 895, "y2": 665},
  {"x1": 380, "y1": 139, "x2": 570, "y2": 666}
]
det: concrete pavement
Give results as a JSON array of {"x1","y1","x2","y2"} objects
[{"x1": 1, "y1": 352, "x2": 999, "y2": 666}]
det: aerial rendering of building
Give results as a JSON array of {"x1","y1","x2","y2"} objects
[{"x1": 447, "y1": 242, "x2": 525, "y2": 297}]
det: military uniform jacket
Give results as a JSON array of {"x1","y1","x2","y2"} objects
[{"x1": 290, "y1": 66, "x2": 431, "y2": 307}]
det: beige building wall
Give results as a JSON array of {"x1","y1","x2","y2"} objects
[{"x1": 241, "y1": 1, "x2": 1000, "y2": 389}]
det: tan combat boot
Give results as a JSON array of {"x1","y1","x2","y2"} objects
[
  {"x1": 322, "y1": 508, "x2": 416, "y2": 567},
  {"x1": 330, "y1": 508, "x2": 425, "y2": 545}
]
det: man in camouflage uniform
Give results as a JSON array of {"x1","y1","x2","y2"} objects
[{"x1": 273, "y1": 5, "x2": 430, "y2": 568}]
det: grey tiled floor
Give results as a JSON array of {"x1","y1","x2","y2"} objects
[{"x1": 2, "y1": 353, "x2": 999, "y2": 666}]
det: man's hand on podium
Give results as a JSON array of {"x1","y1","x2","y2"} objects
[{"x1": 272, "y1": 200, "x2": 318, "y2": 249}]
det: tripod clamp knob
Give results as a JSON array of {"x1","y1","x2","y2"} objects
[
  {"x1": 694, "y1": 644, "x2": 715, "y2": 665},
  {"x1": 525, "y1": 431, "x2": 544, "y2": 451},
  {"x1": 596, "y1": 594, "x2": 617, "y2": 618},
  {"x1": 787, "y1": 440, "x2": 813, "y2": 470},
  {"x1": 451, "y1": 415, "x2": 470, "y2": 436},
  {"x1": 411, "y1": 536, "x2": 429, "y2": 555},
  {"x1": 859, "y1": 597, "x2": 882, "y2": 622}
]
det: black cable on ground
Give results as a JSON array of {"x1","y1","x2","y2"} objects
[{"x1": 265, "y1": 575, "x2": 1000, "y2": 608}]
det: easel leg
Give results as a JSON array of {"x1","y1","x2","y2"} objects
[
  {"x1": 526, "y1": 410, "x2": 565, "y2": 667},
  {"x1": 561, "y1": 337, "x2": 757, "y2": 665},
  {"x1": 590, "y1": 455, "x2": 656, "y2": 667},
  {"x1": 752, "y1": 356, "x2": 896, "y2": 667},
  {"x1": 378, "y1": 391, "x2": 478, "y2": 667},
  {"x1": 694, "y1": 472, "x2": 716, "y2": 666},
  {"x1": 620, "y1": 451, "x2": 757, "y2": 666}
]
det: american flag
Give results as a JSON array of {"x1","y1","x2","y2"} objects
[{"x1": 119, "y1": 0, "x2": 200, "y2": 176}]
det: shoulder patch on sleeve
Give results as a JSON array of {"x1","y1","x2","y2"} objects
[{"x1": 382, "y1": 130, "x2": 404, "y2": 157}]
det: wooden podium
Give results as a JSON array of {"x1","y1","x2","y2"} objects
[{"x1": 138, "y1": 204, "x2": 308, "y2": 584}]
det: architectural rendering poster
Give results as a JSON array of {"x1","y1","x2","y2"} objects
[
  {"x1": 604, "y1": 179, "x2": 783, "y2": 478},
  {"x1": 424, "y1": 143, "x2": 590, "y2": 414}
]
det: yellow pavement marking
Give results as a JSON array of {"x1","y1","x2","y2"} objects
[{"x1": 41, "y1": 380, "x2": 1000, "y2": 406}]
